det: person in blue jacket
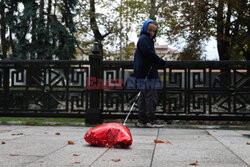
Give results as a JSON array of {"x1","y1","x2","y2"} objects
[{"x1": 133, "y1": 19, "x2": 165, "y2": 128}]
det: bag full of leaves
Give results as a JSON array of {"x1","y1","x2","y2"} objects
[{"x1": 84, "y1": 123, "x2": 132, "y2": 148}]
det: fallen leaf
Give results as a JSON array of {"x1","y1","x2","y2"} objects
[
  {"x1": 207, "y1": 133, "x2": 212, "y2": 135},
  {"x1": 44, "y1": 132, "x2": 48, "y2": 134},
  {"x1": 247, "y1": 142, "x2": 250, "y2": 145},
  {"x1": 9, "y1": 154, "x2": 19, "y2": 156},
  {"x1": 154, "y1": 139, "x2": 164, "y2": 143},
  {"x1": 55, "y1": 132, "x2": 60, "y2": 135},
  {"x1": 73, "y1": 154, "x2": 80, "y2": 156},
  {"x1": 71, "y1": 162, "x2": 80, "y2": 164},
  {"x1": 189, "y1": 160, "x2": 198, "y2": 166},
  {"x1": 110, "y1": 159, "x2": 121, "y2": 162},
  {"x1": 68, "y1": 141, "x2": 74, "y2": 145},
  {"x1": 1, "y1": 141, "x2": 6, "y2": 144},
  {"x1": 154, "y1": 139, "x2": 171, "y2": 144},
  {"x1": 164, "y1": 141, "x2": 172, "y2": 144},
  {"x1": 198, "y1": 136, "x2": 200, "y2": 138}
]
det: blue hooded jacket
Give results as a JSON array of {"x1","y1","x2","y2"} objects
[{"x1": 133, "y1": 19, "x2": 165, "y2": 79}]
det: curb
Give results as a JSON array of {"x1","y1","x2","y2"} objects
[
  {"x1": 0, "y1": 121, "x2": 85, "y2": 127},
  {"x1": 0, "y1": 121, "x2": 249, "y2": 130}
]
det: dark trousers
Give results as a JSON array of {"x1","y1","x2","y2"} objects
[{"x1": 138, "y1": 89, "x2": 157, "y2": 123}]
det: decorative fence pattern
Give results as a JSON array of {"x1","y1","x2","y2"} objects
[
  {"x1": 0, "y1": 57, "x2": 250, "y2": 121},
  {"x1": 0, "y1": 61, "x2": 90, "y2": 117},
  {"x1": 101, "y1": 61, "x2": 250, "y2": 121}
]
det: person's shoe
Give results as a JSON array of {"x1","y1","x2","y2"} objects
[
  {"x1": 135, "y1": 121, "x2": 147, "y2": 128},
  {"x1": 146, "y1": 120, "x2": 164, "y2": 128}
]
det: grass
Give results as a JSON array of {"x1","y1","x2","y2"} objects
[{"x1": 0, "y1": 117, "x2": 85, "y2": 126}]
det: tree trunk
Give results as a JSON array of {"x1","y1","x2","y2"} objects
[
  {"x1": 47, "y1": 0, "x2": 52, "y2": 31},
  {"x1": 119, "y1": 0, "x2": 123, "y2": 60},
  {"x1": 149, "y1": 0, "x2": 156, "y2": 20},
  {"x1": 149, "y1": 0, "x2": 167, "y2": 21},
  {"x1": 216, "y1": 0, "x2": 232, "y2": 60},
  {"x1": 0, "y1": 2, "x2": 7, "y2": 59},
  {"x1": 40, "y1": 0, "x2": 44, "y2": 21},
  {"x1": 89, "y1": 0, "x2": 104, "y2": 55}
]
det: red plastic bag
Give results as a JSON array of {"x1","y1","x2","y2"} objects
[{"x1": 84, "y1": 123, "x2": 132, "y2": 148}]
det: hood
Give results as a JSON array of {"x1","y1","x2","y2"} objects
[{"x1": 140, "y1": 19, "x2": 157, "y2": 39}]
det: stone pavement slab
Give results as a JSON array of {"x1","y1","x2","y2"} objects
[
  {"x1": 152, "y1": 129, "x2": 248, "y2": 167},
  {"x1": 91, "y1": 129, "x2": 157, "y2": 167},
  {"x1": 207, "y1": 129, "x2": 250, "y2": 165},
  {"x1": 0, "y1": 125, "x2": 249, "y2": 167}
]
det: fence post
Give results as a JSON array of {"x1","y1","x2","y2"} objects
[{"x1": 86, "y1": 42, "x2": 103, "y2": 124}]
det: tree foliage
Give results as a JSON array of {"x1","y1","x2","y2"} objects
[
  {"x1": 75, "y1": 0, "x2": 169, "y2": 60},
  {"x1": 164, "y1": 0, "x2": 249, "y2": 60},
  {"x1": 1, "y1": 0, "x2": 249, "y2": 60},
  {"x1": 75, "y1": 0, "x2": 134, "y2": 59},
  {"x1": 0, "y1": 0, "x2": 78, "y2": 60}
]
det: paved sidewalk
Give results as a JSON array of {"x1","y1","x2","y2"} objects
[{"x1": 0, "y1": 125, "x2": 249, "y2": 167}]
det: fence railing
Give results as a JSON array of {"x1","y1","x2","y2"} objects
[
  {"x1": 0, "y1": 60, "x2": 90, "y2": 117},
  {"x1": 0, "y1": 46, "x2": 250, "y2": 122},
  {"x1": 100, "y1": 60, "x2": 250, "y2": 121}
]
